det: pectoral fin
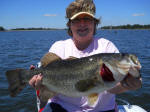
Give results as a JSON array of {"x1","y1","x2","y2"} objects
[
  {"x1": 75, "y1": 78, "x2": 98, "y2": 92},
  {"x1": 87, "y1": 93, "x2": 99, "y2": 107}
]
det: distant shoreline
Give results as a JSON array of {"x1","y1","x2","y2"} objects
[
  {"x1": 100, "y1": 24, "x2": 150, "y2": 30},
  {"x1": 5, "y1": 29, "x2": 66, "y2": 31},
  {"x1": 0, "y1": 29, "x2": 150, "y2": 32},
  {"x1": 1, "y1": 24, "x2": 150, "y2": 31},
  {"x1": 0, "y1": 29, "x2": 66, "y2": 32}
]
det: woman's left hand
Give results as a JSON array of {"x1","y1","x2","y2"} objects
[{"x1": 121, "y1": 74, "x2": 142, "y2": 90}]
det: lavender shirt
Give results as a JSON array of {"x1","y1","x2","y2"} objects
[{"x1": 44, "y1": 38, "x2": 119, "y2": 112}]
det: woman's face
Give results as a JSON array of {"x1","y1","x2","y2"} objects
[{"x1": 70, "y1": 14, "x2": 95, "y2": 43}]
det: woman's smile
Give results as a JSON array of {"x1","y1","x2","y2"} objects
[{"x1": 77, "y1": 28, "x2": 89, "y2": 37}]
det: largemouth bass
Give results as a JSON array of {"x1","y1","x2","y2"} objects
[{"x1": 6, "y1": 53, "x2": 141, "y2": 106}]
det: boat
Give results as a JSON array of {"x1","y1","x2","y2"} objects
[
  {"x1": 117, "y1": 98, "x2": 147, "y2": 112},
  {"x1": 36, "y1": 97, "x2": 147, "y2": 112}
]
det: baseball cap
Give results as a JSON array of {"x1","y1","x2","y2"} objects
[{"x1": 66, "y1": 0, "x2": 98, "y2": 20}]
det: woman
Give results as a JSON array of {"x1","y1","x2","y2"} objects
[{"x1": 29, "y1": 0, "x2": 142, "y2": 112}]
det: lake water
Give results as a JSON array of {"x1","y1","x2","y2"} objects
[{"x1": 0, "y1": 30, "x2": 150, "y2": 112}]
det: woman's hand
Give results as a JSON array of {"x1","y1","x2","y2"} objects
[
  {"x1": 121, "y1": 74, "x2": 142, "y2": 91},
  {"x1": 108, "y1": 74, "x2": 142, "y2": 94},
  {"x1": 29, "y1": 65, "x2": 43, "y2": 90}
]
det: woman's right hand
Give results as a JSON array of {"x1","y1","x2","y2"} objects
[
  {"x1": 29, "y1": 74, "x2": 43, "y2": 90},
  {"x1": 29, "y1": 65, "x2": 43, "y2": 90}
]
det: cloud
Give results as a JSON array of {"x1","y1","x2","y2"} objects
[
  {"x1": 44, "y1": 14, "x2": 57, "y2": 17},
  {"x1": 132, "y1": 13, "x2": 145, "y2": 16}
]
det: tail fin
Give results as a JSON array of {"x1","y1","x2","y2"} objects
[{"x1": 6, "y1": 69, "x2": 26, "y2": 97}]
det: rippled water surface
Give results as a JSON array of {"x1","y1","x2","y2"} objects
[{"x1": 0, "y1": 30, "x2": 150, "y2": 112}]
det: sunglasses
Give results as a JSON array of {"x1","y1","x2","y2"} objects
[{"x1": 71, "y1": 17, "x2": 94, "y2": 24}]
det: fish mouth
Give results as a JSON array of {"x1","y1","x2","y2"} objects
[{"x1": 100, "y1": 64, "x2": 115, "y2": 82}]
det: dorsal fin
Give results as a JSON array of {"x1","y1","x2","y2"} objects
[
  {"x1": 75, "y1": 79, "x2": 98, "y2": 92},
  {"x1": 40, "y1": 52, "x2": 61, "y2": 67}
]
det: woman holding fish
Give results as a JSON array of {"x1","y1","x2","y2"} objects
[{"x1": 29, "y1": 0, "x2": 142, "y2": 112}]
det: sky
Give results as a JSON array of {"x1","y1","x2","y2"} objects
[{"x1": 0, "y1": 0, "x2": 150, "y2": 29}]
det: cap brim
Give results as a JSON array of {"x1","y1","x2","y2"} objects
[{"x1": 70, "y1": 12, "x2": 96, "y2": 20}]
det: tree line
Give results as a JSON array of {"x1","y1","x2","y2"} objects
[
  {"x1": 101, "y1": 24, "x2": 150, "y2": 29},
  {"x1": 0, "y1": 26, "x2": 6, "y2": 31},
  {"x1": 10, "y1": 27, "x2": 65, "y2": 30},
  {"x1": 1, "y1": 24, "x2": 150, "y2": 31},
  {"x1": 0, "y1": 27, "x2": 65, "y2": 31}
]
